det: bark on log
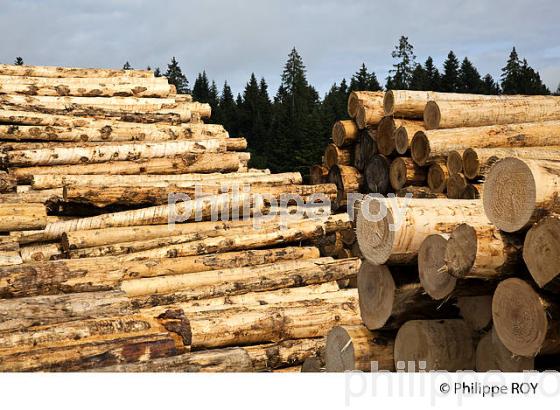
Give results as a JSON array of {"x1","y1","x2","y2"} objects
[
  {"x1": 347, "y1": 91, "x2": 384, "y2": 119},
  {"x1": 476, "y1": 329, "x2": 534, "y2": 372},
  {"x1": 457, "y1": 296, "x2": 493, "y2": 332},
  {"x1": 483, "y1": 158, "x2": 560, "y2": 232},
  {"x1": 523, "y1": 215, "x2": 560, "y2": 288},
  {"x1": 0, "y1": 64, "x2": 155, "y2": 78},
  {"x1": 411, "y1": 121, "x2": 560, "y2": 166},
  {"x1": 424, "y1": 100, "x2": 560, "y2": 129},
  {"x1": 324, "y1": 143, "x2": 353, "y2": 168},
  {"x1": 332, "y1": 120, "x2": 359, "y2": 147},
  {"x1": 0, "y1": 203, "x2": 47, "y2": 231},
  {"x1": 394, "y1": 319, "x2": 475, "y2": 371},
  {"x1": 325, "y1": 325, "x2": 394, "y2": 372},
  {"x1": 19, "y1": 243, "x2": 62, "y2": 262},
  {"x1": 389, "y1": 157, "x2": 427, "y2": 191},
  {"x1": 492, "y1": 278, "x2": 560, "y2": 356},
  {"x1": 0, "y1": 171, "x2": 17, "y2": 193},
  {"x1": 364, "y1": 154, "x2": 390, "y2": 194},
  {"x1": 427, "y1": 161, "x2": 448, "y2": 193},
  {"x1": 356, "y1": 197, "x2": 488, "y2": 264},
  {"x1": 462, "y1": 147, "x2": 560, "y2": 180}
]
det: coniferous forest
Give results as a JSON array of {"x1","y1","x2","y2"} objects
[{"x1": 12, "y1": 37, "x2": 558, "y2": 175}]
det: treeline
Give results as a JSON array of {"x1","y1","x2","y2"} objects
[{"x1": 9, "y1": 37, "x2": 559, "y2": 173}]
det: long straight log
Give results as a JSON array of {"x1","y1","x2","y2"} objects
[
  {"x1": 356, "y1": 197, "x2": 488, "y2": 264},
  {"x1": 0, "y1": 64, "x2": 155, "y2": 78},
  {"x1": 483, "y1": 158, "x2": 560, "y2": 232},
  {"x1": 492, "y1": 278, "x2": 560, "y2": 357},
  {"x1": 0, "y1": 188, "x2": 63, "y2": 204},
  {"x1": 394, "y1": 319, "x2": 475, "y2": 371},
  {"x1": 523, "y1": 215, "x2": 560, "y2": 288},
  {"x1": 325, "y1": 325, "x2": 394, "y2": 372},
  {"x1": 462, "y1": 147, "x2": 560, "y2": 180},
  {"x1": 0, "y1": 203, "x2": 47, "y2": 231},
  {"x1": 424, "y1": 99, "x2": 560, "y2": 129},
  {"x1": 411, "y1": 121, "x2": 560, "y2": 166}
]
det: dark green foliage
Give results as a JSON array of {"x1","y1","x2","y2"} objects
[
  {"x1": 480, "y1": 74, "x2": 501, "y2": 95},
  {"x1": 192, "y1": 71, "x2": 211, "y2": 102},
  {"x1": 213, "y1": 81, "x2": 239, "y2": 136},
  {"x1": 409, "y1": 64, "x2": 428, "y2": 90},
  {"x1": 164, "y1": 57, "x2": 189, "y2": 93},
  {"x1": 441, "y1": 51, "x2": 461, "y2": 92},
  {"x1": 153, "y1": 67, "x2": 162, "y2": 77},
  {"x1": 350, "y1": 64, "x2": 381, "y2": 91},
  {"x1": 501, "y1": 48, "x2": 549, "y2": 95},
  {"x1": 423, "y1": 57, "x2": 442, "y2": 91},
  {"x1": 386, "y1": 36, "x2": 416, "y2": 90},
  {"x1": 458, "y1": 57, "x2": 483, "y2": 93},
  {"x1": 14, "y1": 57, "x2": 24, "y2": 65},
  {"x1": 122, "y1": 61, "x2": 132, "y2": 70}
]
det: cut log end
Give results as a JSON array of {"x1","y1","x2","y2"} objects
[
  {"x1": 376, "y1": 117, "x2": 396, "y2": 156},
  {"x1": 411, "y1": 131, "x2": 430, "y2": 166},
  {"x1": 523, "y1": 215, "x2": 560, "y2": 288},
  {"x1": 447, "y1": 151, "x2": 463, "y2": 175},
  {"x1": 476, "y1": 330, "x2": 535, "y2": 372},
  {"x1": 301, "y1": 357, "x2": 323, "y2": 372},
  {"x1": 492, "y1": 278, "x2": 547, "y2": 357},
  {"x1": 423, "y1": 101, "x2": 441, "y2": 130},
  {"x1": 395, "y1": 126, "x2": 410, "y2": 155},
  {"x1": 418, "y1": 234, "x2": 456, "y2": 300},
  {"x1": 447, "y1": 173, "x2": 468, "y2": 199},
  {"x1": 332, "y1": 120, "x2": 358, "y2": 147},
  {"x1": 325, "y1": 326, "x2": 356, "y2": 372},
  {"x1": 355, "y1": 198, "x2": 394, "y2": 265},
  {"x1": 389, "y1": 157, "x2": 407, "y2": 191},
  {"x1": 364, "y1": 154, "x2": 390, "y2": 194},
  {"x1": 427, "y1": 162, "x2": 448, "y2": 193},
  {"x1": 445, "y1": 223, "x2": 477, "y2": 278},
  {"x1": 483, "y1": 157, "x2": 536, "y2": 232},
  {"x1": 457, "y1": 296, "x2": 493, "y2": 332},
  {"x1": 462, "y1": 148, "x2": 481, "y2": 180},
  {"x1": 357, "y1": 262, "x2": 395, "y2": 330},
  {"x1": 383, "y1": 90, "x2": 395, "y2": 115}
]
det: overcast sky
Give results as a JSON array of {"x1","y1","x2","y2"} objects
[{"x1": 1, "y1": 0, "x2": 559, "y2": 96}]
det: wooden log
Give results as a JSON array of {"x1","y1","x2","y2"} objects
[
  {"x1": 313, "y1": 232, "x2": 344, "y2": 257},
  {"x1": 310, "y1": 165, "x2": 328, "y2": 184},
  {"x1": 364, "y1": 154, "x2": 390, "y2": 194},
  {"x1": 492, "y1": 278, "x2": 560, "y2": 356},
  {"x1": 301, "y1": 356, "x2": 324, "y2": 372},
  {"x1": 328, "y1": 165, "x2": 363, "y2": 209},
  {"x1": 446, "y1": 173, "x2": 469, "y2": 199},
  {"x1": 30, "y1": 170, "x2": 290, "y2": 190},
  {"x1": 445, "y1": 223, "x2": 523, "y2": 279},
  {"x1": 332, "y1": 120, "x2": 359, "y2": 147},
  {"x1": 63, "y1": 183, "x2": 336, "y2": 208},
  {"x1": 0, "y1": 203, "x2": 47, "y2": 231},
  {"x1": 394, "y1": 319, "x2": 475, "y2": 371},
  {"x1": 483, "y1": 158, "x2": 560, "y2": 232},
  {"x1": 324, "y1": 143, "x2": 353, "y2": 168},
  {"x1": 427, "y1": 161, "x2": 448, "y2": 193},
  {"x1": 0, "y1": 75, "x2": 174, "y2": 98},
  {"x1": 6, "y1": 139, "x2": 224, "y2": 166},
  {"x1": 0, "y1": 251, "x2": 22, "y2": 266},
  {"x1": 476, "y1": 329, "x2": 534, "y2": 372},
  {"x1": 424, "y1": 99, "x2": 560, "y2": 129},
  {"x1": 0, "y1": 64, "x2": 155, "y2": 78},
  {"x1": 462, "y1": 183, "x2": 483, "y2": 200},
  {"x1": 94, "y1": 338, "x2": 325, "y2": 372},
  {"x1": 356, "y1": 197, "x2": 488, "y2": 264},
  {"x1": 457, "y1": 296, "x2": 493, "y2": 332},
  {"x1": 447, "y1": 150, "x2": 463, "y2": 175},
  {"x1": 19, "y1": 243, "x2": 62, "y2": 262},
  {"x1": 0, "y1": 188, "x2": 63, "y2": 205},
  {"x1": 356, "y1": 103, "x2": 385, "y2": 129},
  {"x1": 411, "y1": 121, "x2": 560, "y2": 166},
  {"x1": 389, "y1": 157, "x2": 427, "y2": 191},
  {"x1": 325, "y1": 325, "x2": 394, "y2": 372},
  {"x1": 396, "y1": 186, "x2": 446, "y2": 199},
  {"x1": 0, "y1": 172, "x2": 16, "y2": 193},
  {"x1": 523, "y1": 215, "x2": 560, "y2": 288},
  {"x1": 347, "y1": 91, "x2": 384, "y2": 119},
  {"x1": 377, "y1": 117, "x2": 424, "y2": 156},
  {"x1": 359, "y1": 129, "x2": 378, "y2": 165},
  {"x1": 462, "y1": 147, "x2": 560, "y2": 180}
]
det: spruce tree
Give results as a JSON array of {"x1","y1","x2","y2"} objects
[
  {"x1": 14, "y1": 57, "x2": 24, "y2": 65},
  {"x1": 458, "y1": 57, "x2": 483, "y2": 93},
  {"x1": 216, "y1": 81, "x2": 238, "y2": 137},
  {"x1": 501, "y1": 47, "x2": 522, "y2": 94},
  {"x1": 519, "y1": 59, "x2": 550, "y2": 94},
  {"x1": 192, "y1": 71, "x2": 211, "y2": 102},
  {"x1": 386, "y1": 36, "x2": 416, "y2": 90},
  {"x1": 122, "y1": 61, "x2": 133, "y2": 70},
  {"x1": 441, "y1": 51, "x2": 460, "y2": 92},
  {"x1": 350, "y1": 63, "x2": 381, "y2": 91},
  {"x1": 424, "y1": 57, "x2": 441, "y2": 90},
  {"x1": 153, "y1": 67, "x2": 162, "y2": 77},
  {"x1": 164, "y1": 57, "x2": 189, "y2": 93},
  {"x1": 480, "y1": 74, "x2": 501, "y2": 95},
  {"x1": 409, "y1": 64, "x2": 428, "y2": 90}
]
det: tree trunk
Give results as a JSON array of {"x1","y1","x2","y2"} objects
[
  {"x1": 462, "y1": 146, "x2": 560, "y2": 180},
  {"x1": 310, "y1": 165, "x2": 328, "y2": 184},
  {"x1": 364, "y1": 154, "x2": 390, "y2": 194},
  {"x1": 476, "y1": 329, "x2": 534, "y2": 372},
  {"x1": 492, "y1": 278, "x2": 560, "y2": 357},
  {"x1": 0, "y1": 203, "x2": 47, "y2": 231},
  {"x1": 424, "y1": 100, "x2": 560, "y2": 129},
  {"x1": 332, "y1": 120, "x2": 359, "y2": 147},
  {"x1": 325, "y1": 325, "x2": 394, "y2": 372},
  {"x1": 356, "y1": 197, "x2": 488, "y2": 264},
  {"x1": 0, "y1": 64, "x2": 155, "y2": 78},
  {"x1": 356, "y1": 103, "x2": 385, "y2": 129},
  {"x1": 483, "y1": 158, "x2": 560, "y2": 232},
  {"x1": 394, "y1": 319, "x2": 475, "y2": 371},
  {"x1": 447, "y1": 150, "x2": 464, "y2": 175},
  {"x1": 19, "y1": 243, "x2": 62, "y2": 262},
  {"x1": 411, "y1": 121, "x2": 560, "y2": 166},
  {"x1": 427, "y1": 161, "x2": 448, "y2": 193},
  {"x1": 523, "y1": 215, "x2": 560, "y2": 288},
  {"x1": 347, "y1": 91, "x2": 384, "y2": 119},
  {"x1": 389, "y1": 157, "x2": 427, "y2": 190}
]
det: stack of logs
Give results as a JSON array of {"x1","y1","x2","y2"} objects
[
  {"x1": 0, "y1": 64, "x2": 363, "y2": 372},
  {"x1": 306, "y1": 89, "x2": 560, "y2": 372}
]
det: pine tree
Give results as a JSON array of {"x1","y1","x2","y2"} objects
[
  {"x1": 122, "y1": 61, "x2": 133, "y2": 70},
  {"x1": 441, "y1": 51, "x2": 461, "y2": 92},
  {"x1": 519, "y1": 59, "x2": 550, "y2": 94},
  {"x1": 153, "y1": 67, "x2": 162, "y2": 77},
  {"x1": 350, "y1": 63, "x2": 381, "y2": 91},
  {"x1": 501, "y1": 47, "x2": 522, "y2": 94},
  {"x1": 216, "y1": 81, "x2": 238, "y2": 137},
  {"x1": 458, "y1": 57, "x2": 483, "y2": 93},
  {"x1": 164, "y1": 57, "x2": 189, "y2": 93},
  {"x1": 192, "y1": 71, "x2": 211, "y2": 102},
  {"x1": 424, "y1": 57, "x2": 441, "y2": 91},
  {"x1": 14, "y1": 57, "x2": 24, "y2": 66},
  {"x1": 480, "y1": 74, "x2": 501, "y2": 95},
  {"x1": 386, "y1": 36, "x2": 416, "y2": 90},
  {"x1": 409, "y1": 64, "x2": 428, "y2": 90}
]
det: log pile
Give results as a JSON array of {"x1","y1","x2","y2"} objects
[
  {"x1": 0, "y1": 64, "x2": 361, "y2": 371},
  {"x1": 312, "y1": 89, "x2": 560, "y2": 372}
]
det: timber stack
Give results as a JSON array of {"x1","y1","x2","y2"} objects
[
  {"x1": 0, "y1": 63, "x2": 362, "y2": 372},
  {"x1": 312, "y1": 89, "x2": 560, "y2": 372}
]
